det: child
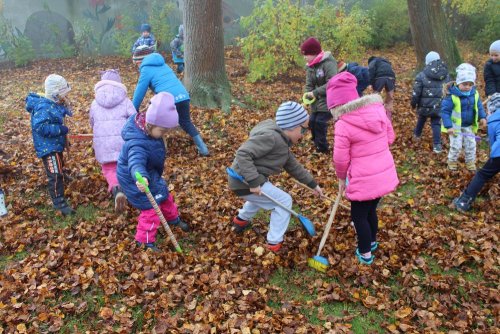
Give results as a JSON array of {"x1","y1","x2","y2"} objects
[
  {"x1": 228, "y1": 101, "x2": 324, "y2": 252},
  {"x1": 368, "y1": 56, "x2": 396, "y2": 120},
  {"x1": 453, "y1": 93, "x2": 500, "y2": 211},
  {"x1": 337, "y1": 61, "x2": 370, "y2": 96},
  {"x1": 132, "y1": 23, "x2": 156, "y2": 53},
  {"x1": 117, "y1": 92, "x2": 190, "y2": 251},
  {"x1": 301, "y1": 37, "x2": 338, "y2": 153},
  {"x1": 327, "y1": 72, "x2": 399, "y2": 265},
  {"x1": 90, "y1": 69, "x2": 136, "y2": 213},
  {"x1": 170, "y1": 24, "x2": 185, "y2": 74},
  {"x1": 25, "y1": 74, "x2": 75, "y2": 216},
  {"x1": 411, "y1": 51, "x2": 450, "y2": 153},
  {"x1": 441, "y1": 63, "x2": 487, "y2": 171},
  {"x1": 484, "y1": 40, "x2": 500, "y2": 97},
  {"x1": 132, "y1": 47, "x2": 209, "y2": 156}
]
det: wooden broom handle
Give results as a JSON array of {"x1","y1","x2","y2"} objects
[
  {"x1": 316, "y1": 191, "x2": 342, "y2": 256},
  {"x1": 291, "y1": 179, "x2": 350, "y2": 210}
]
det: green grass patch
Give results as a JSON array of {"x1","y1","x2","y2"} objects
[
  {"x1": 39, "y1": 204, "x2": 99, "y2": 230},
  {"x1": 0, "y1": 250, "x2": 29, "y2": 270}
]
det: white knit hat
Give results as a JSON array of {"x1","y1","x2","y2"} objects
[
  {"x1": 456, "y1": 63, "x2": 476, "y2": 85},
  {"x1": 45, "y1": 74, "x2": 71, "y2": 99},
  {"x1": 489, "y1": 40, "x2": 500, "y2": 53},
  {"x1": 425, "y1": 51, "x2": 440, "y2": 65},
  {"x1": 275, "y1": 101, "x2": 309, "y2": 130}
]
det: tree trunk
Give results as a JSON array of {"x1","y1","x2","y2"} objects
[
  {"x1": 407, "y1": 0, "x2": 461, "y2": 70},
  {"x1": 183, "y1": 0, "x2": 231, "y2": 113}
]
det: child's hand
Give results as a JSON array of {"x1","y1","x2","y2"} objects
[
  {"x1": 313, "y1": 185, "x2": 323, "y2": 198},
  {"x1": 338, "y1": 179, "x2": 346, "y2": 194},
  {"x1": 305, "y1": 92, "x2": 314, "y2": 99},
  {"x1": 136, "y1": 178, "x2": 149, "y2": 192},
  {"x1": 447, "y1": 128, "x2": 456, "y2": 136},
  {"x1": 249, "y1": 186, "x2": 262, "y2": 195},
  {"x1": 479, "y1": 119, "x2": 487, "y2": 128}
]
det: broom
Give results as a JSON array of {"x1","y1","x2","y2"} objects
[{"x1": 308, "y1": 191, "x2": 342, "y2": 272}]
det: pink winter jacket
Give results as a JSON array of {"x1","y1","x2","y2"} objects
[
  {"x1": 332, "y1": 94, "x2": 399, "y2": 201},
  {"x1": 90, "y1": 80, "x2": 136, "y2": 164}
]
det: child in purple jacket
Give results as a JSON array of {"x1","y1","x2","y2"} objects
[{"x1": 90, "y1": 69, "x2": 136, "y2": 213}]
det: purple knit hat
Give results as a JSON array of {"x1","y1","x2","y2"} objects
[
  {"x1": 146, "y1": 92, "x2": 179, "y2": 128},
  {"x1": 100, "y1": 69, "x2": 121, "y2": 83}
]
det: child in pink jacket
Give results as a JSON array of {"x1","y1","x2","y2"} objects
[
  {"x1": 327, "y1": 72, "x2": 399, "y2": 265},
  {"x1": 90, "y1": 69, "x2": 136, "y2": 213}
]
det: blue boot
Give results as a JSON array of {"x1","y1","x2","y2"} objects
[{"x1": 193, "y1": 134, "x2": 209, "y2": 156}]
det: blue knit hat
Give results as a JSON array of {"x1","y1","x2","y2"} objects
[
  {"x1": 275, "y1": 101, "x2": 309, "y2": 130},
  {"x1": 140, "y1": 23, "x2": 151, "y2": 32}
]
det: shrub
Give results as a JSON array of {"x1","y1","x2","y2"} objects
[
  {"x1": 0, "y1": 16, "x2": 35, "y2": 67},
  {"x1": 366, "y1": 0, "x2": 410, "y2": 49}
]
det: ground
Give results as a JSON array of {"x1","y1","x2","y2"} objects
[{"x1": 0, "y1": 45, "x2": 498, "y2": 333}]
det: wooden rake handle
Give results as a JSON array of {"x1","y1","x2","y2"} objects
[
  {"x1": 291, "y1": 179, "x2": 350, "y2": 210},
  {"x1": 316, "y1": 191, "x2": 342, "y2": 257}
]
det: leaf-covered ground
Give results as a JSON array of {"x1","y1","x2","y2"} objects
[{"x1": 0, "y1": 46, "x2": 498, "y2": 333}]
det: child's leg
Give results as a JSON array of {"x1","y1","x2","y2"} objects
[
  {"x1": 136, "y1": 207, "x2": 162, "y2": 244},
  {"x1": 462, "y1": 126, "x2": 477, "y2": 164},
  {"x1": 101, "y1": 162, "x2": 119, "y2": 193},
  {"x1": 366, "y1": 198, "x2": 381, "y2": 243},
  {"x1": 414, "y1": 115, "x2": 427, "y2": 138},
  {"x1": 430, "y1": 116, "x2": 442, "y2": 145},
  {"x1": 384, "y1": 89, "x2": 395, "y2": 120},
  {"x1": 447, "y1": 132, "x2": 463, "y2": 162},
  {"x1": 42, "y1": 152, "x2": 66, "y2": 205},
  {"x1": 464, "y1": 157, "x2": 500, "y2": 198},
  {"x1": 159, "y1": 194, "x2": 179, "y2": 222},
  {"x1": 312, "y1": 112, "x2": 332, "y2": 153},
  {"x1": 351, "y1": 200, "x2": 373, "y2": 254},
  {"x1": 175, "y1": 100, "x2": 200, "y2": 138},
  {"x1": 309, "y1": 112, "x2": 317, "y2": 143}
]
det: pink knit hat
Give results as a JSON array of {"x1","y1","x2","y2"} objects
[
  {"x1": 326, "y1": 72, "x2": 359, "y2": 109},
  {"x1": 146, "y1": 92, "x2": 179, "y2": 128},
  {"x1": 100, "y1": 69, "x2": 121, "y2": 83}
]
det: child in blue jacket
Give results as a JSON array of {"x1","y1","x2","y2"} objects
[
  {"x1": 25, "y1": 74, "x2": 75, "y2": 216},
  {"x1": 117, "y1": 92, "x2": 190, "y2": 251},
  {"x1": 454, "y1": 93, "x2": 500, "y2": 211},
  {"x1": 132, "y1": 23, "x2": 156, "y2": 53},
  {"x1": 170, "y1": 24, "x2": 185, "y2": 74},
  {"x1": 441, "y1": 64, "x2": 487, "y2": 171},
  {"x1": 337, "y1": 61, "x2": 370, "y2": 96},
  {"x1": 132, "y1": 48, "x2": 209, "y2": 156}
]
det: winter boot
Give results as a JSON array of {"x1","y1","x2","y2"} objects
[
  {"x1": 136, "y1": 241, "x2": 160, "y2": 252},
  {"x1": 465, "y1": 161, "x2": 476, "y2": 171},
  {"x1": 193, "y1": 134, "x2": 210, "y2": 156},
  {"x1": 355, "y1": 249, "x2": 374, "y2": 265},
  {"x1": 168, "y1": 217, "x2": 191, "y2": 232},
  {"x1": 433, "y1": 144, "x2": 443, "y2": 153},
  {"x1": 112, "y1": 186, "x2": 127, "y2": 214},
  {"x1": 453, "y1": 192, "x2": 474, "y2": 212},
  {"x1": 447, "y1": 160, "x2": 458, "y2": 171},
  {"x1": 232, "y1": 216, "x2": 251, "y2": 233},
  {"x1": 266, "y1": 242, "x2": 282, "y2": 253},
  {"x1": 53, "y1": 197, "x2": 76, "y2": 216}
]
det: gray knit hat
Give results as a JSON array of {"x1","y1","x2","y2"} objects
[
  {"x1": 275, "y1": 101, "x2": 309, "y2": 130},
  {"x1": 489, "y1": 40, "x2": 500, "y2": 53},
  {"x1": 487, "y1": 93, "x2": 500, "y2": 114}
]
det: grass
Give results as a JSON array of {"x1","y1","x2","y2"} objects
[
  {"x1": 38, "y1": 204, "x2": 99, "y2": 230},
  {"x1": 0, "y1": 250, "x2": 29, "y2": 270}
]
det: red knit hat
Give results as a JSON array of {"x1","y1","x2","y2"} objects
[
  {"x1": 326, "y1": 72, "x2": 359, "y2": 109},
  {"x1": 300, "y1": 37, "x2": 322, "y2": 56}
]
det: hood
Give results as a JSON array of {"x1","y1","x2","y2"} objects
[
  {"x1": 488, "y1": 110, "x2": 500, "y2": 124},
  {"x1": 447, "y1": 83, "x2": 477, "y2": 97},
  {"x1": 140, "y1": 53, "x2": 166, "y2": 68},
  {"x1": 307, "y1": 51, "x2": 334, "y2": 67},
  {"x1": 25, "y1": 92, "x2": 70, "y2": 116},
  {"x1": 423, "y1": 59, "x2": 448, "y2": 80},
  {"x1": 250, "y1": 119, "x2": 291, "y2": 146},
  {"x1": 331, "y1": 94, "x2": 386, "y2": 134},
  {"x1": 94, "y1": 80, "x2": 128, "y2": 108},
  {"x1": 122, "y1": 114, "x2": 149, "y2": 141}
]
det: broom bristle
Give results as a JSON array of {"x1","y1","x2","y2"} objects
[{"x1": 308, "y1": 258, "x2": 328, "y2": 272}]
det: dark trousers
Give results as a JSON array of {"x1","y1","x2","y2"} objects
[
  {"x1": 310, "y1": 112, "x2": 332, "y2": 153},
  {"x1": 42, "y1": 152, "x2": 66, "y2": 205},
  {"x1": 351, "y1": 198, "x2": 381, "y2": 254},
  {"x1": 175, "y1": 100, "x2": 200, "y2": 138},
  {"x1": 414, "y1": 115, "x2": 441, "y2": 145},
  {"x1": 465, "y1": 157, "x2": 500, "y2": 198}
]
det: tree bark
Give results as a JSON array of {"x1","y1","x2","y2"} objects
[
  {"x1": 407, "y1": 0, "x2": 461, "y2": 70},
  {"x1": 183, "y1": 0, "x2": 231, "y2": 113}
]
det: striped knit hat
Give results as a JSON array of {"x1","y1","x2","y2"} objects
[
  {"x1": 275, "y1": 101, "x2": 309, "y2": 130},
  {"x1": 133, "y1": 45, "x2": 155, "y2": 62}
]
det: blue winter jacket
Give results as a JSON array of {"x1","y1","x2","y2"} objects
[
  {"x1": 346, "y1": 62, "x2": 370, "y2": 95},
  {"x1": 488, "y1": 110, "x2": 500, "y2": 158},
  {"x1": 117, "y1": 115, "x2": 169, "y2": 210},
  {"x1": 25, "y1": 93, "x2": 72, "y2": 158},
  {"x1": 132, "y1": 34, "x2": 156, "y2": 53},
  {"x1": 441, "y1": 85, "x2": 486, "y2": 129},
  {"x1": 132, "y1": 53, "x2": 190, "y2": 110}
]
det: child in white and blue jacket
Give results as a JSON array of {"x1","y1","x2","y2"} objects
[
  {"x1": 170, "y1": 24, "x2": 184, "y2": 74},
  {"x1": 441, "y1": 64, "x2": 487, "y2": 171},
  {"x1": 454, "y1": 93, "x2": 500, "y2": 211},
  {"x1": 132, "y1": 23, "x2": 156, "y2": 53}
]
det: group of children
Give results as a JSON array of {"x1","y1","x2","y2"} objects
[{"x1": 24, "y1": 33, "x2": 499, "y2": 263}]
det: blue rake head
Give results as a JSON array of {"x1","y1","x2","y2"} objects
[{"x1": 298, "y1": 215, "x2": 316, "y2": 236}]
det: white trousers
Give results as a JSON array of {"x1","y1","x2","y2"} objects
[
  {"x1": 448, "y1": 126, "x2": 477, "y2": 163},
  {"x1": 238, "y1": 182, "x2": 292, "y2": 244}
]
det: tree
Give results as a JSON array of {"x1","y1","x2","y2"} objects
[
  {"x1": 183, "y1": 0, "x2": 231, "y2": 113},
  {"x1": 407, "y1": 0, "x2": 461, "y2": 69}
]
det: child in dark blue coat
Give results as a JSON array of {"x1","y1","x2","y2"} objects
[
  {"x1": 484, "y1": 40, "x2": 500, "y2": 97},
  {"x1": 25, "y1": 74, "x2": 75, "y2": 215},
  {"x1": 117, "y1": 92, "x2": 190, "y2": 251},
  {"x1": 337, "y1": 61, "x2": 370, "y2": 96},
  {"x1": 132, "y1": 23, "x2": 156, "y2": 53},
  {"x1": 368, "y1": 56, "x2": 396, "y2": 119},
  {"x1": 454, "y1": 93, "x2": 500, "y2": 211},
  {"x1": 170, "y1": 24, "x2": 185, "y2": 74}
]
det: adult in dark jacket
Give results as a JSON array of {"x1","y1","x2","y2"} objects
[
  {"x1": 368, "y1": 56, "x2": 396, "y2": 119},
  {"x1": 411, "y1": 52, "x2": 450, "y2": 153},
  {"x1": 337, "y1": 61, "x2": 370, "y2": 96},
  {"x1": 132, "y1": 48, "x2": 209, "y2": 156},
  {"x1": 301, "y1": 37, "x2": 337, "y2": 153},
  {"x1": 117, "y1": 92, "x2": 190, "y2": 251},
  {"x1": 484, "y1": 40, "x2": 500, "y2": 97}
]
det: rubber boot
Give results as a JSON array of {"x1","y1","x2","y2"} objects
[
  {"x1": 453, "y1": 192, "x2": 474, "y2": 212},
  {"x1": 193, "y1": 134, "x2": 209, "y2": 156},
  {"x1": 53, "y1": 197, "x2": 76, "y2": 216}
]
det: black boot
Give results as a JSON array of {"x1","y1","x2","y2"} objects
[
  {"x1": 453, "y1": 192, "x2": 474, "y2": 212},
  {"x1": 168, "y1": 217, "x2": 191, "y2": 232},
  {"x1": 54, "y1": 197, "x2": 76, "y2": 216}
]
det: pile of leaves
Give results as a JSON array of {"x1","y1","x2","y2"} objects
[{"x1": 0, "y1": 46, "x2": 498, "y2": 333}]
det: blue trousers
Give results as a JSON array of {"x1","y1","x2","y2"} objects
[
  {"x1": 414, "y1": 115, "x2": 441, "y2": 145},
  {"x1": 465, "y1": 157, "x2": 500, "y2": 198},
  {"x1": 175, "y1": 100, "x2": 199, "y2": 138}
]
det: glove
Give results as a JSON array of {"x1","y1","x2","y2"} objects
[{"x1": 60, "y1": 125, "x2": 69, "y2": 135}]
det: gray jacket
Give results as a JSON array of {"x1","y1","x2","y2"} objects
[
  {"x1": 229, "y1": 119, "x2": 317, "y2": 196},
  {"x1": 305, "y1": 52, "x2": 338, "y2": 113}
]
